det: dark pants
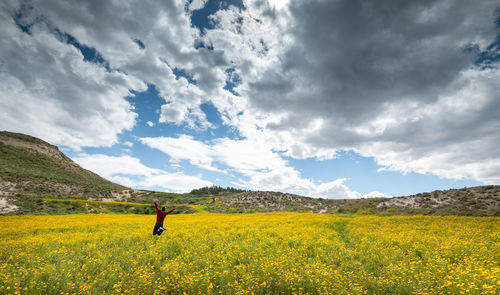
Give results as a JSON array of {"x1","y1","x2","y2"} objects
[{"x1": 153, "y1": 222, "x2": 165, "y2": 236}]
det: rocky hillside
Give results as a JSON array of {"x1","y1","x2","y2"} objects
[
  {"x1": 376, "y1": 185, "x2": 500, "y2": 216},
  {"x1": 0, "y1": 131, "x2": 128, "y2": 213},
  {"x1": 210, "y1": 191, "x2": 387, "y2": 214},
  {"x1": 210, "y1": 187, "x2": 500, "y2": 216}
]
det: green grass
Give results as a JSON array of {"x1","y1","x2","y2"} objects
[
  {"x1": 3, "y1": 197, "x2": 200, "y2": 215},
  {"x1": 0, "y1": 141, "x2": 125, "y2": 197}
]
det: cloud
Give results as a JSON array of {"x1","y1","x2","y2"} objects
[
  {"x1": 140, "y1": 135, "x2": 386, "y2": 198},
  {"x1": 360, "y1": 191, "x2": 391, "y2": 199},
  {"x1": 313, "y1": 178, "x2": 390, "y2": 199},
  {"x1": 354, "y1": 67, "x2": 500, "y2": 184},
  {"x1": 140, "y1": 135, "x2": 287, "y2": 174},
  {"x1": 73, "y1": 154, "x2": 212, "y2": 193},
  {"x1": 189, "y1": 0, "x2": 209, "y2": 11},
  {"x1": 140, "y1": 135, "x2": 220, "y2": 172},
  {"x1": 140, "y1": 173, "x2": 212, "y2": 193},
  {"x1": 0, "y1": 0, "x2": 232, "y2": 148},
  {"x1": 2, "y1": 0, "x2": 499, "y2": 195},
  {"x1": 0, "y1": 4, "x2": 147, "y2": 149},
  {"x1": 204, "y1": 0, "x2": 500, "y2": 184},
  {"x1": 73, "y1": 154, "x2": 161, "y2": 177}
]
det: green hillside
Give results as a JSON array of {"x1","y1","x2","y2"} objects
[
  {"x1": 0, "y1": 131, "x2": 125, "y2": 197},
  {"x1": 0, "y1": 141, "x2": 125, "y2": 196}
]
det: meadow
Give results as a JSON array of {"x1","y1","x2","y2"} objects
[{"x1": 0, "y1": 213, "x2": 498, "y2": 294}]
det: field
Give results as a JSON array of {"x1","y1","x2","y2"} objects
[{"x1": 0, "y1": 213, "x2": 499, "y2": 294}]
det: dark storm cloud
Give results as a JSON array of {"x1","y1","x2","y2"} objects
[
  {"x1": 234, "y1": 0, "x2": 500, "y2": 183},
  {"x1": 248, "y1": 0, "x2": 499, "y2": 131}
]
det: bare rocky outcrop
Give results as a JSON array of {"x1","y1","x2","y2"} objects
[
  {"x1": 377, "y1": 186, "x2": 500, "y2": 213},
  {"x1": 109, "y1": 189, "x2": 134, "y2": 201},
  {"x1": 0, "y1": 180, "x2": 17, "y2": 196},
  {"x1": 0, "y1": 178, "x2": 93, "y2": 197},
  {"x1": 0, "y1": 197, "x2": 18, "y2": 214},
  {"x1": 220, "y1": 191, "x2": 336, "y2": 212}
]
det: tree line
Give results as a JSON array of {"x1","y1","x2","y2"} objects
[{"x1": 190, "y1": 185, "x2": 248, "y2": 195}]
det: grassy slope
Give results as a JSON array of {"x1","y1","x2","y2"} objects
[{"x1": 0, "y1": 141, "x2": 125, "y2": 195}]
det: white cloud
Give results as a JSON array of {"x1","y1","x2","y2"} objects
[
  {"x1": 268, "y1": 0, "x2": 290, "y2": 10},
  {"x1": 73, "y1": 154, "x2": 212, "y2": 193},
  {"x1": 361, "y1": 191, "x2": 391, "y2": 199},
  {"x1": 140, "y1": 135, "x2": 219, "y2": 172},
  {"x1": 0, "y1": 7, "x2": 146, "y2": 149},
  {"x1": 141, "y1": 135, "x2": 382, "y2": 198},
  {"x1": 73, "y1": 154, "x2": 161, "y2": 178},
  {"x1": 140, "y1": 135, "x2": 287, "y2": 174},
  {"x1": 140, "y1": 173, "x2": 212, "y2": 193},
  {"x1": 0, "y1": 0, "x2": 229, "y2": 148},
  {"x1": 313, "y1": 178, "x2": 363, "y2": 199},
  {"x1": 146, "y1": 121, "x2": 154, "y2": 127},
  {"x1": 210, "y1": 138, "x2": 287, "y2": 174},
  {"x1": 159, "y1": 103, "x2": 188, "y2": 125},
  {"x1": 188, "y1": 0, "x2": 209, "y2": 11}
]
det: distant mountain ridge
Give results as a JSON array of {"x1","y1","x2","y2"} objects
[{"x1": 0, "y1": 131, "x2": 498, "y2": 216}]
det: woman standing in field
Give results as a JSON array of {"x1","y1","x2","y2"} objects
[{"x1": 152, "y1": 201, "x2": 175, "y2": 236}]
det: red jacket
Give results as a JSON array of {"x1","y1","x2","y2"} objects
[{"x1": 154, "y1": 202, "x2": 175, "y2": 222}]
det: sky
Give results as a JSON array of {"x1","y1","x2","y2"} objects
[{"x1": 1, "y1": 0, "x2": 499, "y2": 198}]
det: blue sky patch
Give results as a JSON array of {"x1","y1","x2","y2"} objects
[
  {"x1": 133, "y1": 38, "x2": 145, "y2": 49},
  {"x1": 224, "y1": 68, "x2": 241, "y2": 95},
  {"x1": 190, "y1": 0, "x2": 244, "y2": 33},
  {"x1": 172, "y1": 67, "x2": 197, "y2": 84}
]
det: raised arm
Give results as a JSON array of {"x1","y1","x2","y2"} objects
[
  {"x1": 154, "y1": 201, "x2": 160, "y2": 212},
  {"x1": 165, "y1": 208, "x2": 176, "y2": 215}
]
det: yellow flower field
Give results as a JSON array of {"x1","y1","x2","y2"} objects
[{"x1": 0, "y1": 213, "x2": 498, "y2": 294}]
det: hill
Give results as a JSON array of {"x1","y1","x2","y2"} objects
[
  {"x1": 1, "y1": 131, "x2": 498, "y2": 216},
  {"x1": 209, "y1": 187, "x2": 499, "y2": 216},
  {"x1": 0, "y1": 131, "x2": 126, "y2": 197},
  {"x1": 208, "y1": 191, "x2": 385, "y2": 214},
  {"x1": 376, "y1": 185, "x2": 500, "y2": 216},
  {"x1": 0, "y1": 131, "x2": 130, "y2": 213},
  {"x1": 0, "y1": 131, "x2": 215, "y2": 215}
]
